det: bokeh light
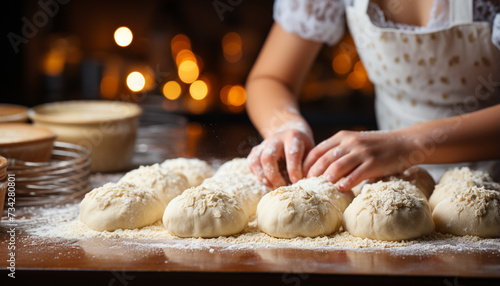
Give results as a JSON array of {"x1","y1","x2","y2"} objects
[
  {"x1": 219, "y1": 85, "x2": 232, "y2": 105},
  {"x1": 227, "y1": 85, "x2": 246, "y2": 106},
  {"x1": 43, "y1": 49, "x2": 65, "y2": 76},
  {"x1": 171, "y1": 34, "x2": 191, "y2": 57},
  {"x1": 189, "y1": 80, "x2": 208, "y2": 100},
  {"x1": 100, "y1": 76, "x2": 119, "y2": 99},
  {"x1": 353, "y1": 60, "x2": 367, "y2": 73},
  {"x1": 126, "y1": 71, "x2": 145, "y2": 92},
  {"x1": 332, "y1": 53, "x2": 352, "y2": 75},
  {"x1": 175, "y1": 49, "x2": 197, "y2": 67},
  {"x1": 222, "y1": 32, "x2": 243, "y2": 63},
  {"x1": 162, "y1": 81, "x2": 182, "y2": 100},
  {"x1": 346, "y1": 70, "x2": 367, "y2": 89},
  {"x1": 178, "y1": 60, "x2": 199, "y2": 84},
  {"x1": 114, "y1": 27, "x2": 133, "y2": 47}
]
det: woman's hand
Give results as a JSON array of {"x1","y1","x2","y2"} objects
[
  {"x1": 303, "y1": 130, "x2": 416, "y2": 192},
  {"x1": 248, "y1": 129, "x2": 314, "y2": 188}
]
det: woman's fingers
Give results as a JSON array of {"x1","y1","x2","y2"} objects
[
  {"x1": 303, "y1": 136, "x2": 341, "y2": 174},
  {"x1": 248, "y1": 145, "x2": 269, "y2": 185},
  {"x1": 248, "y1": 129, "x2": 315, "y2": 188},
  {"x1": 260, "y1": 139, "x2": 287, "y2": 188},
  {"x1": 306, "y1": 145, "x2": 348, "y2": 178},
  {"x1": 334, "y1": 161, "x2": 372, "y2": 192},
  {"x1": 285, "y1": 133, "x2": 312, "y2": 183},
  {"x1": 323, "y1": 152, "x2": 361, "y2": 185}
]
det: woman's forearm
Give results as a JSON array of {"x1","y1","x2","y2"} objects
[
  {"x1": 246, "y1": 77, "x2": 311, "y2": 138},
  {"x1": 245, "y1": 23, "x2": 322, "y2": 139},
  {"x1": 403, "y1": 104, "x2": 500, "y2": 164}
]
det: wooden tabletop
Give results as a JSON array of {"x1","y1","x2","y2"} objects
[
  {"x1": 1, "y1": 122, "x2": 499, "y2": 285},
  {"x1": 1, "y1": 201, "x2": 499, "y2": 286}
]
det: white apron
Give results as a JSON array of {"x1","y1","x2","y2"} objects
[{"x1": 346, "y1": 0, "x2": 500, "y2": 181}]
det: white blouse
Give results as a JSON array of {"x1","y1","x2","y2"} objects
[{"x1": 274, "y1": 0, "x2": 500, "y2": 50}]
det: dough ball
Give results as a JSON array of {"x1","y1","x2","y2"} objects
[
  {"x1": 438, "y1": 167, "x2": 492, "y2": 185},
  {"x1": 392, "y1": 167, "x2": 435, "y2": 199},
  {"x1": 295, "y1": 176, "x2": 354, "y2": 212},
  {"x1": 203, "y1": 174, "x2": 271, "y2": 216},
  {"x1": 343, "y1": 181, "x2": 434, "y2": 241},
  {"x1": 429, "y1": 168, "x2": 499, "y2": 210},
  {"x1": 361, "y1": 179, "x2": 426, "y2": 200},
  {"x1": 430, "y1": 179, "x2": 477, "y2": 210},
  {"x1": 163, "y1": 185, "x2": 247, "y2": 237},
  {"x1": 351, "y1": 181, "x2": 368, "y2": 197},
  {"x1": 119, "y1": 164, "x2": 189, "y2": 206},
  {"x1": 432, "y1": 186, "x2": 500, "y2": 238},
  {"x1": 161, "y1": 158, "x2": 215, "y2": 187},
  {"x1": 80, "y1": 182, "x2": 165, "y2": 231},
  {"x1": 351, "y1": 167, "x2": 435, "y2": 199},
  {"x1": 213, "y1": 158, "x2": 252, "y2": 177},
  {"x1": 257, "y1": 185, "x2": 342, "y2": 238}
]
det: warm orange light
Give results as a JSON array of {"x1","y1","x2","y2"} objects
[
  {"x1": 186, "y1": 97, "x2": 209, "y2": 114},
  {"x1": 100, "y1": 76, "x2": 119, "y2": 99},
  {"x1": 171, "y1": 34, "x2": 191, "y2": 56},
  {"x1": 222, "y1": 32, "x2": 242, "y2": 48},
  {"x1": 227, "y1": 104, "x2": 245, "y2": 113},
  {"x1": 189, "y1": 80, "x2": 208, "y2": 100},
  {"x1": 126, "y1": 71, "x2": 145, "y2": 92},
  {"x1": 162, "y1": 81, "x2": 182, "y2": 100},
  {"x1": 222, "y1": 32, "x2": 242, "y2": 63},
  {"x1": 227, "y1": 85, "x2": 246, "y2": 106},
  {"x1": 354, "y1": 60, "x2": 367, "y2": 73},
  {"x1": 175, "y1": 49, "x2": 197, "y2": 67},
  {"x1": 332, "y1": 53, "x2": 352, "y2": 75},
  {"x1": 178, "y1": 60, "x2": 199, "y2": 84},
  {"x1": 219, "y1": 85, "x2": 232, "y2": 105},
  {"x1": 114, "y1": 27, "x2": 133, "y2": 47},
  {"x1": 43, "y1": 49, "x2": 65, "y2": 76},
  {"x1": 224, "y1": 42, "x2": 241, "y2": 55},
  {"x1": 346, "y1": 71, "x2": 367, "y2": 89}
]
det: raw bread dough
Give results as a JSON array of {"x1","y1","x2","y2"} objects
[
  {"x1": 203, "y1": 176, "x2": 270, "y2": 216},
  {"x1": 257, "y1": 185, "x2": 342, "y2": 238},
  {"x1": 163, "y1": 185, "x2": 247, "y2": 237},
  {"x1": 119, "y1": 164, "x2": 189, "y2": 206},
  {"x1": 350, "y1": 167, "x2": 435, "y2": 198},
  {"x1": 343, "y1": 181, "x2": 434, "y2": 241},
  {"x1": 351, "y1": 181, "x2": 367, "y2": 197},
  {"x1": 361, "y1": 179, "x2": 427, "y2": 200},
  {"x1": 213, "y1": 158, "x2": 252, "y2": 177},
  {"x1": 80, "y1": 182, "x2": 165, "y2": 231},
  {"x1": 432, "y1": 186, "x2": 500, "y2": 238},
  {"x1": 295, "y1": 176, "x2": 354, "y2": 212},
  {"x1": 161, "y1": 158, "x2": 215, "y2": 187},
  {"x1": 390, "y1": 167, "x2": 435, "y2": 199},
  {"x1": 204, "y1": 158, "x2": 271, "y2": 216},
  {"x1": 438, "y1": 167, "x2": 492, "y2": 185},
  {"x1": 429, "y1": 167, "x2": 498, "y2": 209}
]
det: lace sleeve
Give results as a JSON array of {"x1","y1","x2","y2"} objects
[
  {"x1": 493, "y1": 14, "x2": 500, "y2": 50},
  {"x1": 273, "y1": 0, "x2": 346, "y2": 46}
]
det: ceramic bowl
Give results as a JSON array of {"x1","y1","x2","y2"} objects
[
  {"x1": 0, "y1": 123, "x2": 56, "y2": 162},
  {"x1": 0, "y1": 104, "x2": 29, "y2": 123},
  {"x1": 30, "y1": 100, "x2": 142, "y2": 172}
]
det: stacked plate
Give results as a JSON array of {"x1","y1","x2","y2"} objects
[{"x1": 6, "y1": 141, "x2": 91, "y2": 206}]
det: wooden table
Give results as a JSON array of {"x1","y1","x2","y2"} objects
[
  {"x1": 1, "y1": 195, "x2": 500, "y2": 286},
  {"x1": 1, "y1": 122, "x2": 499, "y2": 285}
]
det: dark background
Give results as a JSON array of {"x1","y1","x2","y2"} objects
[{"x1": 2, "y1": 0, "x2": 376, "y2": 154}]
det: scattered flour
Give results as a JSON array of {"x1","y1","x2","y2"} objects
[{"x1": 16, "y1": 202, "x2": 500, "y2": 254}]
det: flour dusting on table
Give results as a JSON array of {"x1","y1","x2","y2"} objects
[{"x1": 14, "y1": 202, "x2": 500, "y2": 254}]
